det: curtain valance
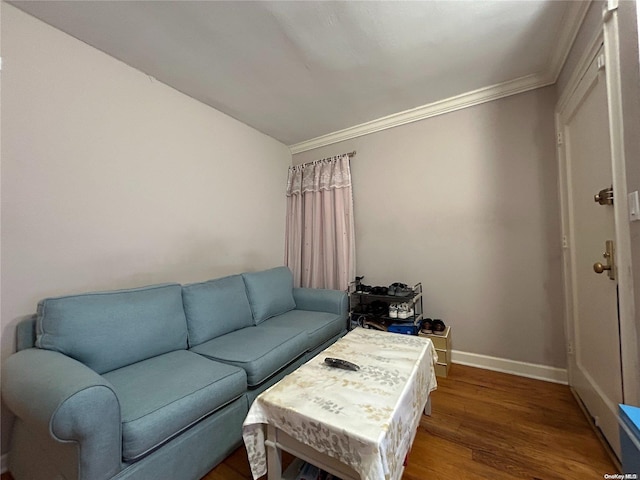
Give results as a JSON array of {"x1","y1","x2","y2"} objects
[{"x1": 286, "y1": 154, "x2": 351, "y2": 196}]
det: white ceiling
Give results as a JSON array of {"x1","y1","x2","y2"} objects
[{"x1": 11, "y1": 1, "x2": 588, "y2": 149}]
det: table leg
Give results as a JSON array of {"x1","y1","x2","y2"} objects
[
  {"x1": 266, "y1": 425, "x2": 283, "y2": 480},
  {"x1": 424, "y1": 396, "x2": 432, "y2": 416}
]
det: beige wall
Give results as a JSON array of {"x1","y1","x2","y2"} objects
[
  {"x1": 294, "y1": 86, "x2": 565, "y2": 369},
  {"x1": 1, "y1": 4, "x2": 291, "y2": 454}
]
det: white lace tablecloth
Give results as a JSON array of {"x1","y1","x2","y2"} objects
[{"x1": 242, "y1": 327, "x2": 438, "y2": 480}]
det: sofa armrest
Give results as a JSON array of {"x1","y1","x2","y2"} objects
[
  {"x1": 2, "y1": 348, "x2": 122, "y2": 480},
  {"x1": 292, "y1": 288, "x2": 348, "y2": 316}
]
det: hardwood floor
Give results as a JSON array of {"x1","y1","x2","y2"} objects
[
  {"x1": 402, "y1": 364, "x2": 617, "y2": 480},
  {"x1": 1, "y1": 364, "x2": 617, "y2": 480},
  {"x1": 204, "y1": 364, "x2": 618, "y2": 480}
]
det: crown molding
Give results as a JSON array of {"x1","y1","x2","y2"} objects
[
  {"x1": 289, "y1": 1, "x2": 591, "y2": 155},
  {"x1": 289, "y1": 72, "x2": 552, "y2": 154}
]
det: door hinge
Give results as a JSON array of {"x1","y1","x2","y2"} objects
[
  {"x1": 562, "y1": 235, "x2": 569, "y2": 249},
  {"x1": 567, "y1": 341, "x2": 574, "y2": 355},
  {"x1": 557, "y1": 132, "x2": 563, "y2": 146},
  {"x1": 597, "y1": 54, "x2": 606, "y2": 71},
  {"x1": 603, "y1": 0, "x2": 618, "y2": 21},
  {"x1": 629, "y1": 191, "x2": 640, "y2": 222}
]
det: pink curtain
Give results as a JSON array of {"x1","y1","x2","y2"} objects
[{"x1": 285, "y1": 154, "x2": 355, "y2": 290}]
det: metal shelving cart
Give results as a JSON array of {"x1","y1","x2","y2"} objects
[{"x1": 348, "y1": 278, "x2": 423, "y2": 334}]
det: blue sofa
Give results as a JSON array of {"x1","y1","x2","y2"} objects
[{"x1": 2, "y1": 266, "x2": 348, "y2": 480}]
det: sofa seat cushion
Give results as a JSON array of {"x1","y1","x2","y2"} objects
[
  {"x1": 102, "y1": 350, "x2": 246, "y2": 461},
  {"x1": 262, "y1": 310, "x2": 346, "y2": 350},
  {"x1": 189, "y1": 325, "x2": 308, "y2": 387}
]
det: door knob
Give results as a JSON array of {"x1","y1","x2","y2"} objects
[{"x1": 593, "y1": 240, "x2": 615, "y2": 280}]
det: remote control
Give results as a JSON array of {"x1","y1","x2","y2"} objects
[{"x1": 324, "y1": 357, "x2": 360, "y2": 371}]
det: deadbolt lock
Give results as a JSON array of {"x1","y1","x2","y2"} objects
[
  {"x1": 593, "y1": 240, "x2": 615, "y2": 280},
  {"x1": 594, "y1": 186, "x2": 614, "y2": 205}
]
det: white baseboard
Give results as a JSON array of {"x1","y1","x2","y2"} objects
[
  {"x1": 1, "y1": 453, "x2": 8, "y2": 474},
  {"x1": 451, "y1": 350, "x2": 568, "y2": 385}
]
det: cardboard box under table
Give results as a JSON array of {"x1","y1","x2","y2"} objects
[{"x1": 242, "y1": 327, "x2": 438, "y2": 480}]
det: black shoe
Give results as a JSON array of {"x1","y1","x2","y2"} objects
[
  {"x1": 421, "y1": 318, "x2": 433, "y2": 334},
  {"x1": 432, "y1": 319, "x2": 446, "y2": 334}
]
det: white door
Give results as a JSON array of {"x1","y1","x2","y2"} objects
[{"x1": 560, "y1": 46, "x2": 623, "y2": 458}]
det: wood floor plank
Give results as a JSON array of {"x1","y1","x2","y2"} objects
[
  {"x1": 404, "y1": 431, "x2": 517, "y2": 480},
  {"x1": 201, "y1": 462, "x2": 248, "y2": 480},
  {"x1": 0, "y1": 364, "x2": 618, "y2": 480},
  {"x1": 420, "y1": 364, "x2": 617, "y2": 479}
]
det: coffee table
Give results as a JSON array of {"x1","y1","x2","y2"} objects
[{"x1": 242, "y1": 327, "x2": 438, "y2": 480}]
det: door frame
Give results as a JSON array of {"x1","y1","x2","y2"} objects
[{"x1": 556, "y1": 0, "x2": 639, "y2": 408}]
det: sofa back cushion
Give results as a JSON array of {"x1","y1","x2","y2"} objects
[
  {"x1": 36, "y1": 284, "x2": 188, "y2": 374},
  {"x1": 242, "y1": 267, "x2": 296, "y2": 324},
  {"x1": 182, "y1": 274, "x2": 254, "y2": 346}
]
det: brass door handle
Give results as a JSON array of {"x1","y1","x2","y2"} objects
[{"x1": 593, "y1": 240, "x2": 615, "y2": 280}]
